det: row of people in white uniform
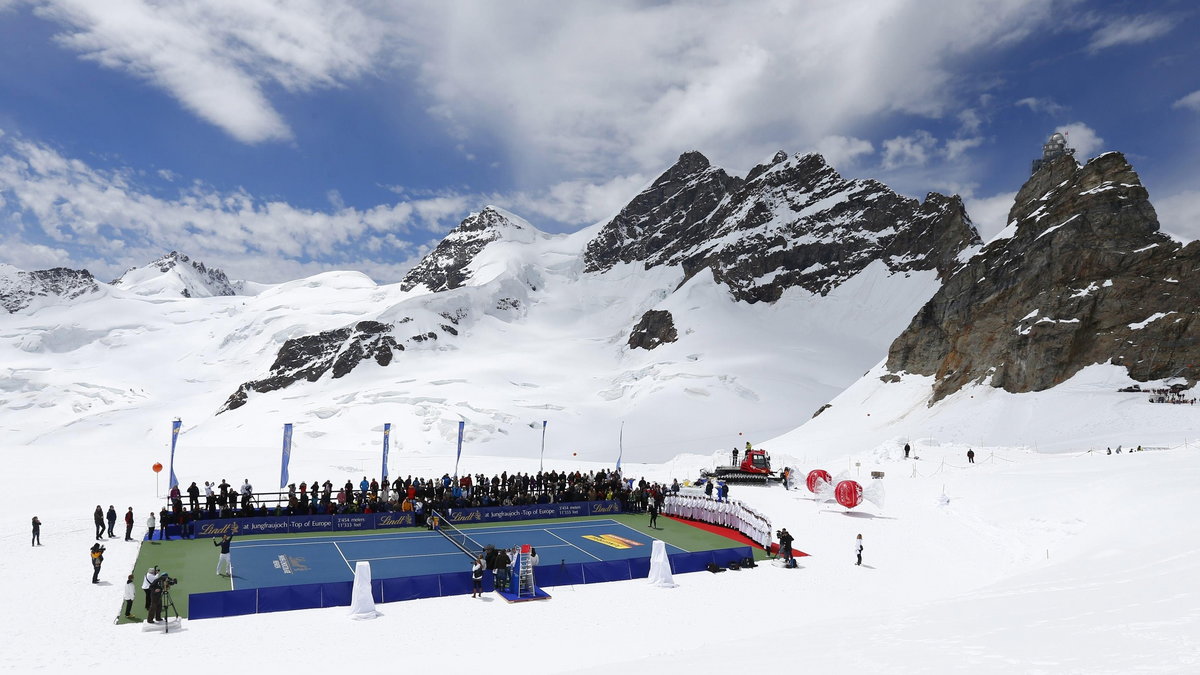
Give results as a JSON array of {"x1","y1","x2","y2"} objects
[{"x1": 662, "y1": 493, "x2": 772, "y2": 550}]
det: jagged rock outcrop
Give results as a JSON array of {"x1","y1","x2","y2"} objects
[
  {"x1": 628, "y1": 310, "x2": 678, "y2": 350},
  {"x1": 400, "y1": 206, "x2": 530, "y2": 293},
  {"x1": 584, "y1": 150, "x2": 980, "y2": 303},
  {"x1": 112, "y1": 251, "x2": 240, "y2": 297},
  {"x1": 220, "y1": 321, "x2": 402, "y2": 411},
  {"x1": 0, "y1": 265, "x2": 99, "y2": 313},
  {"x1": 584, "y1": 151, "x2": 743, "y2": 272},
  {"x1": 885, "y1": 152, "x2": 1200, "y2": 401}
]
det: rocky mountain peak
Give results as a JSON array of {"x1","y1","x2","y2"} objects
[
  {"x1": 586, "y1": 147, "x2": 979, "y2": 303},
  {"x1": 885, "y1": 151, "x2": 1197, "y2": 401},
  {"x1": 399, "y1": 206, "x2": 535, "y2": 293},
  {"x1": 112, "y1": 251, "x2": 239, "y2": 298},
  {"x1": 583, "y1": 151, "x2": 744, "y2": 274},
  {"x1": 0, "y1": 264, "x2": 99, "y2": 313}
]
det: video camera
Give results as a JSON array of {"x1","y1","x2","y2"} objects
[{"x1": 155, "y1": 571, "x2": 179, "y2": 587}]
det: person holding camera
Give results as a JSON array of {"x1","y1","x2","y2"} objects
[
  {"x1": 142, "y1": 566, "x2": 159, "y2": 611},
  {"x1": 90, "y1": 543, "x2": 105, "y2": 583},
  {"x1": 777, "y1": 528, "x2": 795, "y2": 566},
  {"x1": 147, "y1": 571, "x2": 170, "y2": 624},
  {"x1": 214, "y1": 533, "x2": 233, "y2": 576}
]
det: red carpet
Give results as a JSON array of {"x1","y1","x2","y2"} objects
[{"x1": 665, "y1": 515, "x2": 809, "y2": 557}]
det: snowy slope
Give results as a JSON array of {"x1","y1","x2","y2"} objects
[{"x1": 3, "y1": 436, "x2": 1197, "y2": 673}]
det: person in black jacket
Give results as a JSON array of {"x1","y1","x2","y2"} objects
[
  {"x1": 214, "y1": 533, "x2": 233, "y2": 576},
  {"x1": 32, "y1": 516, "x2": 41, "y2": 546},
  {"x1": 778, "y1": 528, "x2": 795, "y2": 564},
  {"x1": 105, "y1": 505, "x2": 117, "y2": 538},
  {"x1": 93, "y1": 505, "x2": 105, "y2": 540},
  {"x1": 187, "y1": 481, "x2": 200, "y2": 510},
  {"x1": 648, "y1": 499, "x2": 660, "y2": 529},
  {"x1": 90, "y1": 543, "x2": 105, "y2": 583}
]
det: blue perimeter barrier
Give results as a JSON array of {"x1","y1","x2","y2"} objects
[
  {"x1": 189, "y1": 545, "x2": 751, "y2": 620},
  {"x1": 186, "y1": 500, "x2": 623, "y2": 539}
]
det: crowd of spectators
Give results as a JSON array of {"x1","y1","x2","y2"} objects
[{"x1": 157, "y1": 469, "x2": 676, "y2": 537}]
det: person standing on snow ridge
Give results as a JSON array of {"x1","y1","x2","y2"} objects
[
  {"x1": 904, "y1": 443, "x2": 911, "y2": 459},
  {"x1": 106, "y1": 505, "x2": 117, "y2": 538},
  {"x1": 124, "y1": 507, "x2": 134, "y2": 541},
  {"x1": 93, "y1": 505, "x2": 105, "y2": 540},
  {"x1": 90, "y1": 543, "x2": 104, "y2": 583},
  {"x1": 855, "y1": 533, "x2": 864, "y2": 566},
  {"x1": 967, "y1": 449, "x2": 976, "y2": 464}
]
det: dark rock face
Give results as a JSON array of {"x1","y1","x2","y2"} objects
[
  {"x1": 584, "y1": 151, "x2": 744, "y2": 273},
  {"x1": 220, "y1": 321, "x2": 402, "y2": 412},
  {"x1": 584, "y1": 150, "x2": 979, "y2": 303},
  {"x1": 400, "y1": 206, "x2": 523, "y2": 293},
  {"x1": 628, "y1": 310, "x2": 678, "y2": 350},
  {"x1": 885, "y1": 152, "x2": 1200, "y2": 401},
  {"x1": 1, "y1": 267, "x2": 99, "y2": 313}
]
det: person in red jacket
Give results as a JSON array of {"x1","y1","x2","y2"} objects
[{"x1": 123, "y1": 507, "x2": 135, "y2": 541}]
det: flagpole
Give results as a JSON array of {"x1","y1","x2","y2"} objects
[{"x1": 540, "y1": 420, "x2": 547, "y2": 473}]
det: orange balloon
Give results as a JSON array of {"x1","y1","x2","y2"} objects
[{"x1": 152, "y1": 462, "x2": 163, "y2": 473}]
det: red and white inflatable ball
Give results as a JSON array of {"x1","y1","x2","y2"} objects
[
  {"x1": 806, "y1": 469, "x2": 832, "y2": 494},
  {"x1": 835, "y1": 480, "x2": 863, "y2": 508}
]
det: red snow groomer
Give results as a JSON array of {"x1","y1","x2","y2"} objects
[{"x1": 699, "y1": 448, "x2": 786, "y2": 485}]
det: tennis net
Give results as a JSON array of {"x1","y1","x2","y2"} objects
[{"x1": 430, "y1": 510, "x2": 485, "y2": 557}]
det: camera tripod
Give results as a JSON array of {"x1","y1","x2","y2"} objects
[{"x1": 160, "y1": 587, "x2": 180, "y2": 633}]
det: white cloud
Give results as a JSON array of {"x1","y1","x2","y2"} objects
[
  {"x1": 882, "y1": 130, "x2": 938, "y2": 169},
  {"x1": 964, "y1": 191, "x2": 1018, "y2": 241},
  {"x1": 1155, "y1": 189, "x2": 1200, "y2": 242},
  {"x1": 1086, "y1": 14, "x2": 1173, "y2": 53},
  {"x1": 0, "y1": 134, "x2": 470, "y2": 282},
  {"x1": 390, "y1": 1, "x2": 1060, "y2": 180},
  {"x1": 34, "y1": 0, "x2": 387, "y2": 143},
  {"x1": 945, "y1": 136, "x2": 984, "y2": 162},
  {"x1": 1055, "y1": 122, "x2": 1104, "y2": 158},
  {"x1": 1015, "y1": 97, "x2": 1066, "y2": 116},
  {"x1": 495, "y1": 173, "x2": 650, "y2": 229},
  {"x1": 812, "y1": 136, "x2": 875, "y2": 170},
  {"x1": 1173, "y1": 90, "x2": 1200, "y2": 112}
]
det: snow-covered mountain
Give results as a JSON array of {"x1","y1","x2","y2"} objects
[
  {"x1": 111, "y1": 250, "x2": 246, "y2": 298},
  {"x1": 0, "y1": 150, "x2": 970, "y2": 462},
  {"x1": 0, "y1": 262, "x2": 99, "y2": 313}
]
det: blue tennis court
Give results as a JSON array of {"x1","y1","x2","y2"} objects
[{"x1": 228, "y1": 519, "x2": 687, "y2": 590}]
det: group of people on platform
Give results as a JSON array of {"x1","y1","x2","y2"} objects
[
  {"x1": 154, "y1": 469, "x2": 677, "y2": 536},
  {"x1": 662, "y1": 492, "x2": 772, "y2": 551}
]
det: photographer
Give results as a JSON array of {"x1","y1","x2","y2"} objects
[
  {"x1": 90, "y1": 543, "x2": 105, "y2": 583},
  {"x1": 777, "y1": 528, "x2": 795, "y2": 566},
  {"x1": 147, "y1": 571, "x2": 176, "y2": 624}
]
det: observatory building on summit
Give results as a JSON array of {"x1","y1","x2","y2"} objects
[{"x1": 1031, "y1": 131, "x2": 1075, "y2": 174}]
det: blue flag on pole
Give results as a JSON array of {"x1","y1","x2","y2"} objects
[
  {"x1": 168, "y1": 419, "x2": 181, "y2": 489},
  {"x1": 382, "y1": 423, "x2": 391, "y2": 479},
  {"x1": 454, "y1": 420, "x2": 465, "y2": 478},
  {"x1": 280, "y1": 423, "x2": 294, "y2": 489}
]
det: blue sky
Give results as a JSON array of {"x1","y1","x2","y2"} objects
[{"x1": 0, "y1": 0, "x2": 1197, "y2": 283}]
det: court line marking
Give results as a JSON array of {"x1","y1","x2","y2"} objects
[
  {"x1": 545, "y1": 527, "x2": 602, "y2": 561},
  {"x1": 332, "y1": 541, "x2": 355, "y2": 574}
]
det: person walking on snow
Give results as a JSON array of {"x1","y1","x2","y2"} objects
[
  {"x1": 967, "y1": 449, "x2": 976, "y2": 464},
  {"x1": 855, "y1": 533, "x2": 864, "y2": 566},
  {"x1": 31, "y1": 516, "x2": 41, "y2": 546},
  {"x1": 105, "y1": 505, "x2": 117, "y2": 538}
]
